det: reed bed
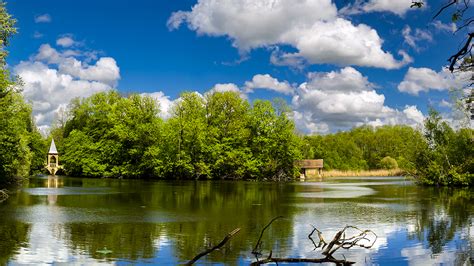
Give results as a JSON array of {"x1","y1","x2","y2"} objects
[{"x1": 321, "y1": 169, "x2": 404, "y2": 177}]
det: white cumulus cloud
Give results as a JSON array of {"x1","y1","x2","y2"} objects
[
  {"x1": 244, "y1": 74, "x2": 294, "y2": 95},
  {"x1": 398, "y1": 67, "x2": 470, "y2": 95},
  {"x1": 56, "y1": 36, "x2": 76, "y2": 47},
  {"x1": 291, "y1": 67, "x2": 424, "y2": 133},
  {"x1": 14, "y1": 42, "x2": 120, "y2": 132},
  {"x1": 169, "y1": 0, "x2": 410, "y2": 69}
]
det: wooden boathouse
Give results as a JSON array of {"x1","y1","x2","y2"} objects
[{"x1": 296, "y1": 159, "x2": 324, "y2": 179}]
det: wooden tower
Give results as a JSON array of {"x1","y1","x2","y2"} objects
[{"x1": 46, "y1": 139, "x2": 61, "y2": 175}]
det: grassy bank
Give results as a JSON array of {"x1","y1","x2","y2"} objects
[{"x1": 320, "y1": 169, "x2": 404, "y2": 178}]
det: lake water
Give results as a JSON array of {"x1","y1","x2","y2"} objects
[{"x1": 0, "y1": 176, "x2": 472, "y2": 265}]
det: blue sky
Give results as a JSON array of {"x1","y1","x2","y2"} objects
[{"x1": 6, "y1": 0, "x2": 469, "y2": 133}]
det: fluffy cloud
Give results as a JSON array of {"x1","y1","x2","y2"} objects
[
  {"x1": 291, "y1": 67, "x2": 424, "y2": 133},
  {"x1": 402, "y1": 26, "x2": 432, "y2": 50},
  {"x1": 34, "y1": 44, "x2": 120, "y2": 86},
  {"x1": 14, "y1": 43, "x2": 120, "y2": 132},
  {"x1": 244, "y1": 74, "x2": 294, "y2": 95},
  {"x1": 34, "y1": 14, "x2": 51, "y2": 23},
  {"x1": 208, "y1": 83, "x2": 247, "y2": 99},
  {"x1": 210, "y1": 83, "x2": 240, "y2": 93},
  {"x1": 169, "y1": 0, "x2": 410, "y2": 69},
  {"x1": 398, "y1": 67, "x2": 469, "y2": 95},
  {"x1": 56, "y1": 36, "x2": 76, "y2": 48}
]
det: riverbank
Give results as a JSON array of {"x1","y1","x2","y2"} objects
[{"x1": 321, "y1": 169, "x2": 404, "y2": 178}]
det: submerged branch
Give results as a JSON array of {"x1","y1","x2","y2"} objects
[
  {"x1": 252, "y1": 219, "x2": 377, "y2": 265},
  {"x1": 0, "y1": 189, "x2": 8, "y2": 203},
  {"x1": 250, "y1": 257, "x2": 355, "y2": 266},
  {"x1": 252, "y1": 216, "x2": 283, "y2": 259},
  {"x1": 186, "y1": 228, "x2": 241, "y2": 265}
]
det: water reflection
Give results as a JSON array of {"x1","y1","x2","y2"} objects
[{"x1": 0, "y1": 176, "x2": 471, "y2": 264}]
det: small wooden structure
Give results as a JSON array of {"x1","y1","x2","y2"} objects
[
  {"x1": 46, "y1": 139, "x2": 62, "y2": 175},
  {"x1": 296, "y1": 159, "x2": 323, "y2": 179}
]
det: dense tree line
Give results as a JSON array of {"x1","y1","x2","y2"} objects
[
  {"x1": 302, "y1": 112, "x2": 473, "y2": 186},
  {"x1": 0, "y1": 3, "x2": 46, "y2": 186},
  {"x1": 57, "y1": 91, "x2": 301, "y2": 180},
  {"x1": 301, "y1": 125, "x2": 426, "y2": 171}
]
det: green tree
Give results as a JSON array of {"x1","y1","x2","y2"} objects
[
  {"x1": 248, "y1": 99, "x2": 301, "y2": 180},
  {"x1": 0, "y1": 3, "x2": 44, "y2": 184},
  {"x1": 163, "y1": 92, "x2": 208, "y2": 178},
  {"x1": 62, "y1": 91, "x2": 163, "y2": 178},
  {"x1": 413, "y1": 109, "x2": 473, "y2": 186}
]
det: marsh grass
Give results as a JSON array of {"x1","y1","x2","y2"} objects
[{"x1": 321, "y1": 169, "x2": 404, "y2": 178}]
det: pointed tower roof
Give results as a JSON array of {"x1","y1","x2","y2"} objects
[{"x1": 48, "y1": 139, "x2": 58, "y2": 154}]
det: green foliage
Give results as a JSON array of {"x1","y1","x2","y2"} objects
[
  {"x1": 302, "y1": 125, "x2": 424, "y2": 171},
  {"x1": 59, "y1": 91, "x2": 301, "y2": 180},
  {"x1": 0, "y1": 2, "x2": 16, "y2": 66},
  {"x1": 0, "y1": 3, "x2": 45, "y2": 185},
  {"x1": 413, "y1": 109, "x2": 473, "y2": 186},
  {"x1": 379, "y1": 156, "x2": 398, "y2": 170},
  {"x1": 61, "y1": 91, "x2": 163, "y2": 178}
]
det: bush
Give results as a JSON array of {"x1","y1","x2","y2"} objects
[{"x1": 379, "y1": 156, "x2": 398, "y2": 169}]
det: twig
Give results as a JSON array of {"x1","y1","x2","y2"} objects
[
  {"x1": 308, "y1": 225, "x2": 327, "y2": 250},
  {"x1": 433, "y1": 0, "x2": 457, "y2": 19},
  {"x1": 186, "y1": 228, "x2": 241, "y2": 265},
  {"x1": 252, "y1": 216, "x2": 283, "y2": 259}
]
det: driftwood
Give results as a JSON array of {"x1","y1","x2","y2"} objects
[
  {"x1": 0, "y1": 189, "x2": 8, "y2": 203},
  {"x1": 186, "y1": 228, "x2": 241, "y2": 265},
  {"x1": 250, "y1": 257, "x2": 354, "y2": 266},
  {"x1": 187, "y1": 216, "x2": 377, "y2": 265},
  {"x1": 250, "y1": 217, "x2": 377, "y2": 265}
]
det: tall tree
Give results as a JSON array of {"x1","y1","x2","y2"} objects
[{"x1": 0, "y1": 2, "x2": 44, "y2": 184}]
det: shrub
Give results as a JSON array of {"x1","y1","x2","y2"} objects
[{"x1": 379, "y1": 156, "x2": 398, "y2": 170}]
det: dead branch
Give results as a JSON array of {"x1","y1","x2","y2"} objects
[
  {"x1": 186, "y1": 228, "x2": 241, "y2": 265},
  {"x1": 252, "y1": 222, "x2": 377, "y2": 265},
  {"x1": 308, "y1": 225, "x2": 327, "y2": 250},
  {"x1": 325, "y1": 226, "x2": 377, "y2": 257},
  {"x1": 252, "y1": 216, "x2": 283, "y2": 259},
  {"x1": 0, "y1": 189, "x2": 8, "y2": 203},
  {"x1": 433, "y1": 0, "x2": 457, "y2": 19},
  {"x1": 250, "y1": 257, "x2": 355, "y2": 266},
  {"x1": 448, "y1": 32, "x2": 474, "y2": 72}
]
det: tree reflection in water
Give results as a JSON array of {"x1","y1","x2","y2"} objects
[
  {"x1": 0, "y1": 177, "x2": 472, "y2": 264},
  {"x1": 410, "y1": 187, "x2": 473, "y2": 260}
]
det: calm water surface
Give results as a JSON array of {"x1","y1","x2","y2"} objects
[{"x1": 0, "y1": 176, "x2": 472, "y2": 265}]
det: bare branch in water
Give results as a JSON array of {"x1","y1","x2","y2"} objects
[
  {"x1": 0, "y1": 189, "x2": 8, "y2": 203},
  {"x1": 186, "y1": 228, "x2": 241, "y2": 265},
  {"x1": 252, "y1": 216, "x2": 283, "y2": 260},
  {"x1": 252, "y1": 218, "x2": 377, "y2": 265}
]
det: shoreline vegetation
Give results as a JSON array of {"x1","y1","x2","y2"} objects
[{"x1": 319, "y1": 169, "x2": 405, "y2": 178}]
